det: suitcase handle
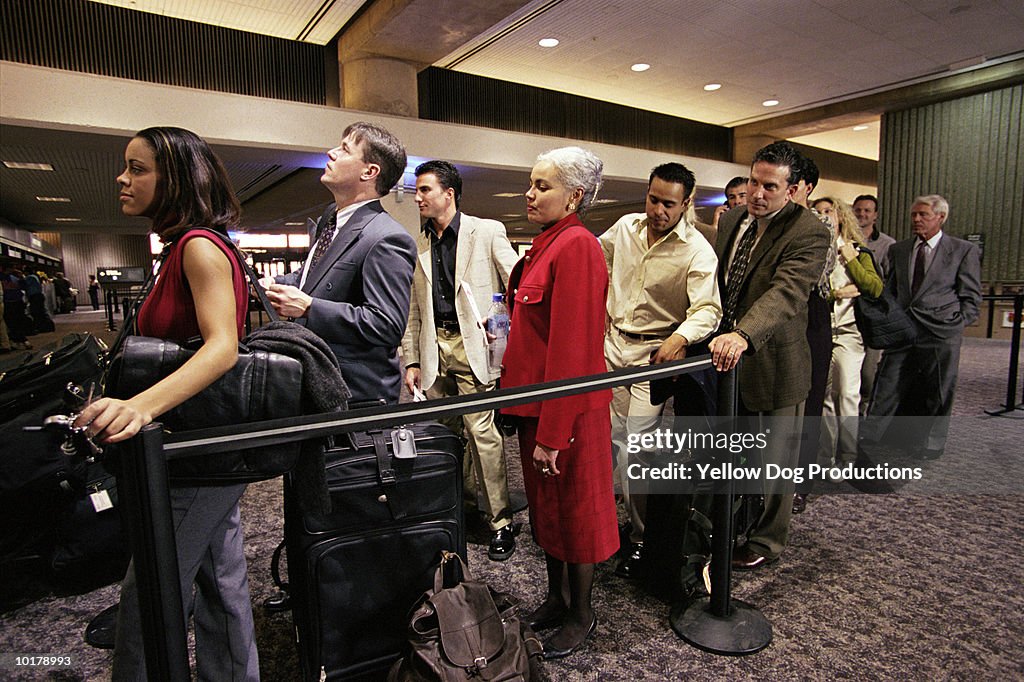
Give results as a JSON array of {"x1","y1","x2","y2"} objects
[{"x1": 370, "y1": 431, "x2": 407, "y2": 520}]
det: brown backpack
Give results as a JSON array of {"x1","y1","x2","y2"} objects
[{"x1": 388, "y1": 552, "x2": 542, "y2": 681}]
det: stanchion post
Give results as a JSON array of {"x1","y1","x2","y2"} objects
[
  {"x1": 1006, "y1": 294, "x2": 1022, "y2": 410},
  {"x1": 118, "y1": 424, "x2": 189, "y2": 681},
  {"x1": 986, "y1": 293, "x2": 1022, "y2": 416},
  {"x1": 707, "y1": 367, "x2": 738, "y2": 619},
  {"x1": 670, "y1": 363, "x2": 772, "y2": 655}
]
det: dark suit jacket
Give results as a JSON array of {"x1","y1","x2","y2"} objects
[
  {"x1": 883, "y1": 233, "x2": 981, "y2": 340},
  {"x1": 715, "y1": 202, "x2": 831, "y2": 412},
  {"x1": 279, "y1": 200, "x2": 416, "y2": 404}
]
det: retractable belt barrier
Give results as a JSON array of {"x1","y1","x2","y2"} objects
[
  {"x1": 115, "y1": 353, "x2": 767, "y2": 680},
  {"x1": 980, "y1": 293, "x2": 1023, "y2": 416}
]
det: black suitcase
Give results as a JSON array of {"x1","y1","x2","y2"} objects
[
  {"x1": 285, "y1": 422, "x2": 465, "y2": 681},
  {"x1": 0, "y1": 333, "x2": 128, "y2": 610}
]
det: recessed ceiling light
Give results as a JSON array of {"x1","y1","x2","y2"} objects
[
  {"x1": 538, "y1": 38, "x2": 559, "y2": 48},
  {"x1": 593, "y1": 199, "x2": 617, "y2": 204},
  {"x1": 703, "y1": 83, "x2": 722, "y2": 91},
  {"x1": 4, "y1": 161, "x2": 54, "y2": 171},
  {"x1": 493, "y1": 192, "x2": 523, "y2": 198},
  {"x1": 36, "y1": 196, "x2": 71, "y2": 202},
  {"x1": 55, "y1": 217, "x2": 81, "y2": 222},
  {"x1": 502, "y1": 213, "x2": 522, "y2": 218},
  {"x1": 762, "y1": 98, "x2": 780, "y2": 107},
  {"x1": 631, "y1": 63, "x2": 650, "y2": 72},
  {"x1": 284, "y1": 221, "x2": 304, "y2": 226},
  {"x1": 852, "y1": 124, "x2": 870, "y2": 131}
]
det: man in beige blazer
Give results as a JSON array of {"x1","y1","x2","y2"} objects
[{"x1": 402, "y1": 160, "x2": 520, "y2": 560}]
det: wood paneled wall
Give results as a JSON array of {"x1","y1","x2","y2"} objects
[
  {"x1": 1, "y1": 0, "x2": 326, "y2": 105},
  {"x1": 879, "y1": 84, "x2": 1023, "y2": 282},
  {"x1": 418, "y1": 67, "x2": 732, "y2": 162}
]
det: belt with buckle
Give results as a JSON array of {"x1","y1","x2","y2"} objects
[
  {"x1": 436, "y1": 320, "x2": 461, "y2": 334},
  {"x1": 615, "y1": 326, "x2": 668, "y2": 342}
]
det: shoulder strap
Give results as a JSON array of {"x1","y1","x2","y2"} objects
[
  {"x1": 187, "y1": 228, "x2": 280, "y2": 323},
  {"x1": 106, "y1": 228, "x2": 279, "y2": 358}
]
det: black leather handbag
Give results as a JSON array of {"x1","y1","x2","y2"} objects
[
  {"x1": 852, "y1": 249, "x2": 918, "y2": 350},
  {"x1": 104, "y1": 228, "x2": 304, "y2": 485}
]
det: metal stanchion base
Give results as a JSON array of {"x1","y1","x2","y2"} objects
[{"x1": 670, "y1": 597, "x2": 772, "y2": 656}]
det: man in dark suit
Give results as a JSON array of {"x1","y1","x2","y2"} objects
[
  {"x1": 709, "y1": 141, "x2": 830, "y2": 569},
  {"x1": 264, "y1": 121, "x2": 417, "y2": 404},
  {"x1": 861, "y1": 194, "x2": 981, "y2": 459}
]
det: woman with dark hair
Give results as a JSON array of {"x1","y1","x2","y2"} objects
[
  {"x1": 499, "y1": 146, "x2": 617, "y2": 659},
  {"x1": 75, "y1": 126, "x2": 259, "y2": 680}
]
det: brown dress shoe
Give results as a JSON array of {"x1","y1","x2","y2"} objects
[{"x1": 732, "y1": 545, "x2": 778, "y2": 570}]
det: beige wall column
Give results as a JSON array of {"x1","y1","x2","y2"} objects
[
  {"x1": 334, "y1": 0, "x2": 535, "y2": 116},
  {"x1": 341, "y1": 57, "x2": 419, "y2": 117}
]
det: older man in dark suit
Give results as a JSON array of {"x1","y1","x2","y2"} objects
[
  {"x1": 861, "y1": 195, "x2": 981, "y2": 459},
  {"x1": 264, "y1": 121, "x2": 417, "y2": 404},
  {"x1": 710, "y1": 141, "x2": 830, "y2": 569}
]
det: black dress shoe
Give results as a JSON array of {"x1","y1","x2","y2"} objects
[
  {"x1": 731, "y1": 545, "x2": 777, "y2": 571},
  {"x1": 488, "y1": 526, "x2": 516, "y2": 561},
  {"x1": 614, "y1": 542, "x2": 644, "y2": 579},
  {"x1": 84, "y1": 603, "x2": 119, "y2": 649},
  {"x1": 542, "y1": 617, "x2": 597, "y2": 660},
  {"x1": 792, "y1": 493, "x2": 807, "y2": 514},
  {"x1": 525, "y1": 605, "x2": 568, "y2": 632},
  {"x1": 914, "y1": 447, "x2": 943, "y2": 460}
]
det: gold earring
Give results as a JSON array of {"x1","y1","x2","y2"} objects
[{"x1": 568, "y1": 203, "x2": 576, "y2": 211}]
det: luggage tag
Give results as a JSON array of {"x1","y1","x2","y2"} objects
[
  {"x1": 391, "y1": 427, "x2": 418, "y2": 459},
  {"x1": 90, "y1": 489, "x2": 114, "y2": 513}
]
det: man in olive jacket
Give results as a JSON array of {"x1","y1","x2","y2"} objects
[{"x1": 710, "y1": 141, "x2": 830, "y2": 569}]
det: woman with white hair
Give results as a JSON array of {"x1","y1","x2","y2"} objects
[{"x1": 499, "y1": 146, "x2": 617, "y2": 659}]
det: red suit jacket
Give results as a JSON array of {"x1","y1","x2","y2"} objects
[{"x1": 500, "y1": 214, "x2": 611, "y2": 449}]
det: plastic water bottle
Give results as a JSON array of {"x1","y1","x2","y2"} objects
[{"x1": 485, "y1": 293, "x2": 510, "y2": 372}]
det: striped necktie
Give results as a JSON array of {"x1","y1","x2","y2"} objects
[{"x1": 722, "y1": 220, "x2": 759, "y2": 331}]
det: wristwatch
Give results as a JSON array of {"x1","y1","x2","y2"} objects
[{"x1": 734, "y1": 328, "x2": 752, "y2": 346}]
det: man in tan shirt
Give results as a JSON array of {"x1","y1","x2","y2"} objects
[{"x1": 600, "y1": 162, "x2": 722, "y2": 578}]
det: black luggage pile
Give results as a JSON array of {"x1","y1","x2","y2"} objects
[
  {"x1": 0, "y1": 333, "x2": 128, "y2": 611},
  {"x1": 283, "y1": 422, "x2": 465, "y2": 681}
]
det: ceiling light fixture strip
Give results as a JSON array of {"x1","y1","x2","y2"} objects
[{"x1": 296, "y1": 0, "x2": 337, "y2": 42}]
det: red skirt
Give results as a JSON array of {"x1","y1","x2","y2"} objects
[{"x1": 518, "y1": 408, "x2": 619, "y2": 564}]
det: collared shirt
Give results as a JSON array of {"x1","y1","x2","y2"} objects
[
  {"x1": 299, "y1": 198, "x2": 376, "y2": 290},
  {"x1": 599, "y1": 213, "x2": 722, "y2": 344},
  {"x1": 725, "y1": 207, "x2": 783, "y2": 281},
  {"x1": 424, "y1": 211, "x2": 461, "y2": 324},
  {"x1": 912, "y1": 230, "x2": 943, "y2": 284}
]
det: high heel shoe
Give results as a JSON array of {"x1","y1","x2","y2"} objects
[{"x1": 542, "y1": 616, "x2": 597, "y2": 660}]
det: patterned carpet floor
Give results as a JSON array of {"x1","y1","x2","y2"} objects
[{"x1": 1, "y1": 317, "x2": 1021, "y2": 680}]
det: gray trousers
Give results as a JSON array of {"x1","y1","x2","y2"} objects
[
  {"x1": 742, "y1": 401, "x2": 804, "y2": 560},
  {"x1": 862, "y1": 335, "x2": 962, "y2": 452},
  {"x1": 113, "y1": 484, "x2": 259, "y2": 681}
]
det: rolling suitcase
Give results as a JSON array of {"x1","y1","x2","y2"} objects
[{"x1": 285, "y1": 422, "x2": 465, "y2": 681}]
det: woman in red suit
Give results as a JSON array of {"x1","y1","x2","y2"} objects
[
  {"x1": 75, "y1": 127, "x2": 259, "y2": 680},
  {"x1": 500, "y1": 146, "x2": 617, "y2": 659}
]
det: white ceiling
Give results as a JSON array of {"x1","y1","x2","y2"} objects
[
  {"x1": 441, "y1": 0, "x2": 1024, "y2": 130},
  {"x1": 87, "y1": 0, "x2": 1024, "y2": 161},
  {"x1": 88, "y1": 0, "x2": 365, "y2": 44}
]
